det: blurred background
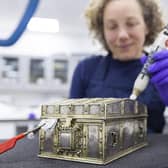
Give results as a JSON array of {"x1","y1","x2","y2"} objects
[{"x1": 0, "y1": 0, "x2": 167, "y2": 139}]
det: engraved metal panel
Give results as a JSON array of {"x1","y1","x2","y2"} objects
[
  {"x1": 40, "y1": 130, "x2": 54, "y2": 153},
  {"x1": 106, "y1": 102, "x2": 121, "y2": 114},
  {"x1": 122, "y1": 121, "x2": 134, "y2": 149},
  {"x1": 89, "y1": 105, "x2": 100, "y2": 115},
  {"x1": 46, "y1": 105, "x2": 55, "y2": 114},
  {"x1": 134, "y1": 119, "x2": 147, "y2": 144},
  {"x1": 60, "y1": 105, "x2": 71, "y2": 115},
  {"x1": 88, "y1": 125, "x2": 99, "y2": 158},
  {"x1": 74, "y1": 105, "x2": 84, "y2": 115},
  {"x1": 105, "y1": 122, "x2": 120, "y2": 158},
  {"x1": 124, "y1": 100, "x2": 135, "y2": 115},
  {"x1": 54, "y1": 120, "x2": 84, "y2": 156},
  {"x1": 59, "y1": 131, "x2": 71, "y2": 149},
  {"x1": 138, "y1": 103, "x2": 146, "y2": 115}
]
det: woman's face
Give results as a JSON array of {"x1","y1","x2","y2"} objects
[{"x1": 103, "y1": 0, "x2": 148, "y2": 61}]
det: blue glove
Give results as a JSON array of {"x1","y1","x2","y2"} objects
[{"x1": 141, "y1": 50, "x2": 168, "y2": 105}]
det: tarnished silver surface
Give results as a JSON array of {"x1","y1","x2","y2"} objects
[{"x1": 39, "y1": 98, "x2": 148, "y2": 164}]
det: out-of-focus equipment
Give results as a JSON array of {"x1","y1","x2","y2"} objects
[
  {"x1": 39, "y1": 98, "x2": 147, "y2": 165},
  {"x1": 0, "y1": 0, "x2": 40, "y2": 46},
  {"x1": 130, "y1": 24, "x2": 168, "y2": 100}
]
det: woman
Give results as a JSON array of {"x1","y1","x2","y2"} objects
[{"x1": 70, "y1": 0, "x2": 168, "y2": 133}]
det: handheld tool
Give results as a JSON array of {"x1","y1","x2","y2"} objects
[
  {"x1": 0, "y1": 119, "x2": 57, "y2": 154},
  {"x1": 130, "y1": 24, "x2": 168, "y2": 100}
]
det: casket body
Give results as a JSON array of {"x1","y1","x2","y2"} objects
[{"x1": 38, "y1": 98, "x2": 147, "y2": 164}]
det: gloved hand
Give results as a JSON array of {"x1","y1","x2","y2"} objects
[{"x1": 141, "y1": 49, "x2": 168, "y2": 105}]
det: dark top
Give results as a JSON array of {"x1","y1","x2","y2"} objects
[{"x1": 69, "y1": 54, "x2": 165, "y2": 133}]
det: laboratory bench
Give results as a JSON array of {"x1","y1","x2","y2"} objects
[{"x1": 0, "y1": 134, "x2": 168, "y2": 168}]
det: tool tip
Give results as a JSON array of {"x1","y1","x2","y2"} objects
[
  {"x1": 27, "y1": 132, "x2": 35, "y2": 139},
  {"x1": 130, "y1": 94, "x2": 137, "y2": 100}
]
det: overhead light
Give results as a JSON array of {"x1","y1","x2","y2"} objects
[{"x1": 27, "y1": 17, "x2": 59, "y2": 33}]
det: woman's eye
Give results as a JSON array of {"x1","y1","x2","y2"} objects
[
  {"x1": 106, "y1": 25, "x2": 117, "y2": 30},
  {"x1": 127, "y1": 22, "x2": 138, "y2": 27}
]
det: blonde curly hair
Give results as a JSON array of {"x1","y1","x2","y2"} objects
[{"x1": 84, "y1": 0, "x2": 164, "y2": 52}]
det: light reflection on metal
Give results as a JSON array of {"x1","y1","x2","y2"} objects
[{"x1": 39, "y1": 98, "x2": 148, "y2": 165}]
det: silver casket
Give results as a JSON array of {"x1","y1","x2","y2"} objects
[{"x1": 38, "y1": 98, "x2": 148, "y2": 165}]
